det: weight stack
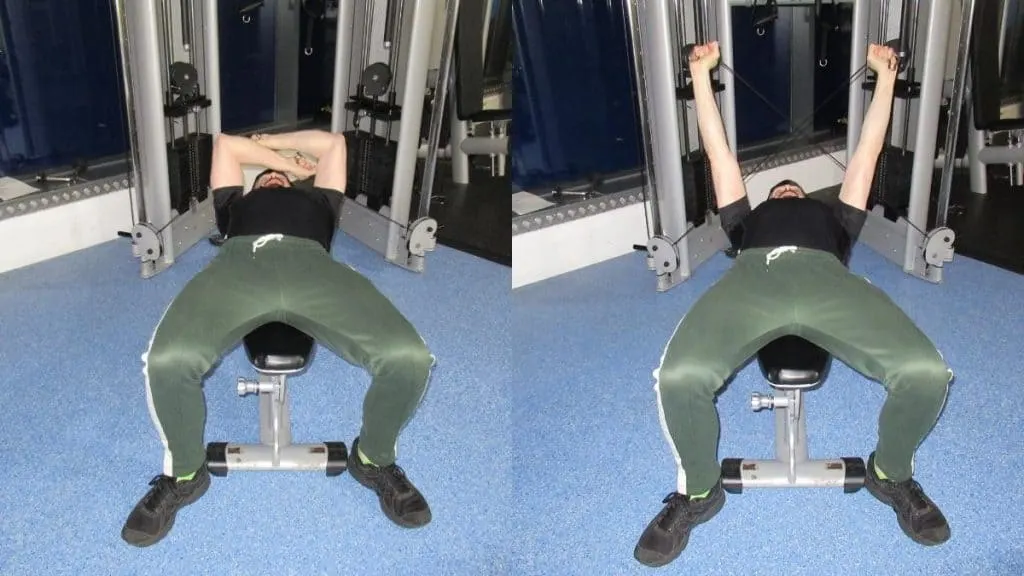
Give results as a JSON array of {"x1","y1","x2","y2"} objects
[
  {"x1": 343, "y1": 130, "x2": 398, "y2": 211},
  {"x1": 681, "y1": 151, "x2": 716, "y2": 227},
  {"x1": 167, "y1": 132, "x2": 213, "y2": 215},
  {"x1": 869, "y1": 145, "x2": 914, "y2": 220}
]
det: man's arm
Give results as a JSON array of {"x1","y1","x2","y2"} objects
[
  {"x1": 690, "y1": 43, "x2": 746, "y2": 209},
  {"x1": 209, "y1": 133, "x2": 316, "y2": 190},
  {"x1": 253, "y1": 130, "x2": 348, "y2": 193},
  {"x1": 839, "y1": 47, "x2": 899, "y2": 211}
]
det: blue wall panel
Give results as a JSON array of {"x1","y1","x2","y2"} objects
[
  {"x1": 511, "y1": 0, "x2": 641, "y2": 190},
  {"x1": 0, "y1": 0, "x2": 128, "y2": 176},
  {"x1": 218, "y1": 2, "x2": 277, "y2": 133}
]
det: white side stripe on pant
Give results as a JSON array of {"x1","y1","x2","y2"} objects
[
  {"x1": 652, "y1": 313, "x2": 689, "y2": 494},
  {"x1": 142, "y1": 301, "x2": 176, "y2": 477}
]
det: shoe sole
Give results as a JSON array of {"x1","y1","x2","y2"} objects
[
  {"x1": 348, "y1": 456, "x2": 431, "y2": 529},
  {"x1": 121, "y1": 473, "x2": 212, "y2": 548},
  {"x1": 633, "y1": 492, "x2": 726, "y2": 568},
  {"x1": 864, "y1": 477, "x2": 949, "y2": 547}
]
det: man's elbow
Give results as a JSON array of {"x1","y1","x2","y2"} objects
[
  {"x1": 839, "y1": 159, "x2": 877, "y2": 210},
  {"x1": 327, "y1": 132, "x2": 348, "y2": 154}
]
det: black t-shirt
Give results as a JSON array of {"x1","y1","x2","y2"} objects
[
  {"x1": 213, "y1": 184, "x2": 344, "y2": 252},
  {"x1": 720, "y1": 196, "x2": 868, "y2": 265}
]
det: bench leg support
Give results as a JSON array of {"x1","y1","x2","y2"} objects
[
  {"x1": 721, "y1": 389, "x2": 866, "y2": 493},
  {"x1": 206, "y1": 373, "x2": 348, "y2": 477}
]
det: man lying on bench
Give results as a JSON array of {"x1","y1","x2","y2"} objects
[
  {"x1": 121, "y1": 129, "x2": 436, "y2": 547},
  {"x1": 633, "y1": 43, "x2": 954, "y2": 568}
]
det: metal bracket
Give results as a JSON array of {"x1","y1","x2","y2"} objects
[
  {"x1": 126, "y1": 197, "x2": 216, "y2": 279},
  {"x1": 130, "y1": 223, "x2": 162, "y2": 263},
  {"x1": 406, "y1": 217, "x2": 438, "y2": 257},
  {"x1": 860, "y1": 206, "x2": 947, "y2": 284},
  {"x1": 922, "y1": 227, "x2": 955, "y2": 267},
  {"x1": 647, "y1": 235, "x2": 679, "y2": 276}
]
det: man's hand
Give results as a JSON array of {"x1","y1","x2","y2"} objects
[
  {"x1": 866, "y1": 44, "x2": 899, "y2": 77},
  {"x1": 688, "y1": 42, "x2": 720, "y2": 74},
  {"x1": 286, "y1": 154, "x2": 317, "y2": 180}
]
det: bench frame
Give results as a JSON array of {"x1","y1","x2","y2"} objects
[
  {"x1": 721, "y1": 336, "x2": 866, "y2": 493},
  {"x1": 206, "y1": 322, "x2": 348, "y2": 476}
]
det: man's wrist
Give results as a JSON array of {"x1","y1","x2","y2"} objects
[
  {"x1": 689, "y1": 66, "x2": 711, "y2": 82},
  {"x1": 876, "y1": 69, "x2": 898, "y2": 85}
]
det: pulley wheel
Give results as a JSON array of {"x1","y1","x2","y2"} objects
[
  {"x1": 361, "y1": 63, "x2": 393, "y2": 98},
  {"x1": 170, "y1": 62, "x2": 199, "y2": 95}
]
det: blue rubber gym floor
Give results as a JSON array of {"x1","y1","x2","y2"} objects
[
  {"x1": 0, "y1": 235, "x2": 510, "y2": 575},
  {"x1": 511, "y1": 246, "x2": 1024, "y2": 576}
]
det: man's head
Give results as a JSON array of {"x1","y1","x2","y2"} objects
[
  {"x1": 768, "y1": 179, "x2": 806, "y2": 200},
  {"x1": 252, "y1": 168, "x2": 292, "y2": 191}
]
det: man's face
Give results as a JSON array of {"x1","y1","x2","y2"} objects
[
  {"x1": 254, "y1": 171, "x2": 291, "y2": 189},
  {"x1": 769, "y1": 182, "x2": 806, "y2": 200}
]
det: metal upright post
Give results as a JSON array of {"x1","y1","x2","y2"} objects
[
  {"x1": 626, "y1": 0, "x2": 662, "y2": 243},
  {"x1": 418, "y1": 0, "x2": 459, "y2": 213},
  {"x1": 114, "y1": 0, "x2": 146, "y2": 224},
  {"x1": 846, "y1": 0, "x2": 870, "y2": 154},
  {"x1": 642, "y1": 0, "x2": 690, "y2": 290},
  {"x1": 127, "y1": 0, "x2": 174, "y2": 276},
  {"x1": 903, "y1": 0, "x2": 951, "y2": 276},
  {"x1": 203, "y1": 0, "x2": 221, "y2": 134},
  {"x1": 714, "y1": 0, "x2": 736, "y2": 151},
  {"x1": 389, "y1": 0, "x2": 441, "y2": 263},
  {"x1": 934, "y1": 0, "x2": 976, "y2": 229},
  {"x1": 331, "y1": 0, "x2": 356, "y2": 134}
]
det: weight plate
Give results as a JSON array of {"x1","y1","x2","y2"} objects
[
  {"x1": 361, "y1": 62, "x2": 393, "y2": 98},
  {"x1": 170, "y1": 61, "x2": 199, "y2": 94}
]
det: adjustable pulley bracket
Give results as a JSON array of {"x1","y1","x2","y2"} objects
[
  {"x1": 129, "y1": 223, "x2": 163, "y2": 263},
  {"x1": 165, "y1": 62, "x2": 212, "y2": 118},
  {"x1": 647, "y1": 235, "x2": 680, "y2": 276},
  {"x1": 406, "y1": 217, "x2": 439, "y2": 257},
  {"x1": 922, "y1": 227, "x2": 955, "y2": 268}
]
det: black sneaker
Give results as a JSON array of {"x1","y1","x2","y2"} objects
[
  {"x1": 347, "y1": 437, "x2": 431, "y2": 528},
  {"x1": 864, "y1": 452, "x2": 950, "y2": 546},
  {"x1": 121, "y1": 465, "x2": 211, "y2": 547},
  {"x1": 634, "y1": 482, "x2": 726, "y2": 567}
]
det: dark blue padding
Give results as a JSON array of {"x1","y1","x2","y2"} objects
[
  {"x1": 243, "y1": 322, "x2": 314, "y2": 372},
  {"x1": 756, "y1": 335, "x2": 832, "y2": 386}
]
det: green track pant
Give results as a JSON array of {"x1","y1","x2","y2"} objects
[
  {"x1": 655, "y1": 247, "x2": 952, "y2": 495},
  {"x1": 142, "y1": 234, "x2": 435, "y2": 477}
]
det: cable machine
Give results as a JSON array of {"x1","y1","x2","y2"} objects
[
  {"x1": 628, "y1": 0, "x2": 962, "y2": 292},
  {"x1": 328, "y1": 0, "x2": 448, "y2": 273},
  {"x1": 116, "y1": 0, "x2": 220, "y2": 279},
  {"x1": 853, "y1": 0, "x2": 957, "y2": 283}
]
